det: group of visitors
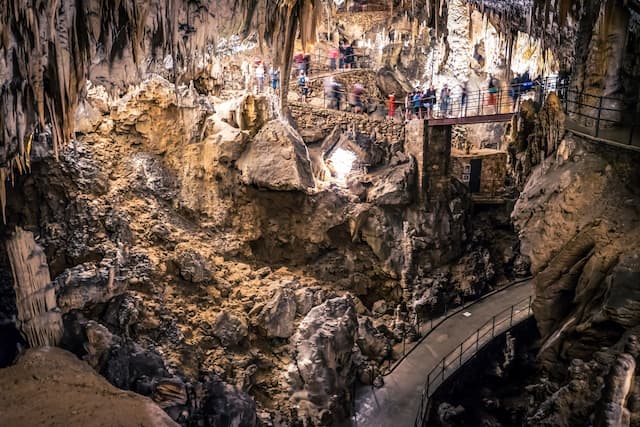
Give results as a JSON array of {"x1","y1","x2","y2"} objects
[
  {"x1": 294, "y1": 52, "x2": 312, "y2": 76},
  {"x1": 508, "y1": 71, "x2": 536, "y2": 110},
  {"x1": 404, "y1": 84, "x2": 450, "y2": 120},
  {"x1": 244, "y1": 59, "x2": 280, "y2": 94},
  {"x1": 327, "y1": 40, "x2": 356, "y2": 71}
]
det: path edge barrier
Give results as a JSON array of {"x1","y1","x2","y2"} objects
[{"x1": 383, "y1": 276, "x2": 533, "y2": 376}]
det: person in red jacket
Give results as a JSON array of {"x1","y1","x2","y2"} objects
[{"x1": 388, "y1": 92, "x2": 396, "y2": 118}]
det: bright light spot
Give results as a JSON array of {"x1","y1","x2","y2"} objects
[{"x1": 329, "y1": 148, "x2": 356, "y2": 184}]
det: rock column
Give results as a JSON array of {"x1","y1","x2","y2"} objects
[{"x1": 5, "y1": 227, "x2": 62, "y2": 347}]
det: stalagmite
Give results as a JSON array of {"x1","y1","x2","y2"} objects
[{"x1": 5, "y1": 227, "x2": 62, "y2": 347}]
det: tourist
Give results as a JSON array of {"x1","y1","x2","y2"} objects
[
  {"x1": 421, "y1": 88, "x2": 430, "y2": 119},
  {"x1": 509, "y1": 74, "x2": 521, "y2": 111},
  {"x1": 294, "y1": 52, "x2": 305, "y2": 75},
  {"x1": 332, "y1": 80, "x2": 343, "y2": 110},
  {"x1": 404, "y1": 93, "x2": 411, "y2": 121},
  {"x1": 303, "y1": 53, "x2": 311, "y2": 76},
  {"x1": 329, "y1": 47, "x2": 338, "y2": 71},
  {"x1": 344, "y1": 42, "x2": 354, "y2": 69},
  {"x1": 339, "y1": 41, "x2": 346, "y2": 69},
  {"x1": 241, "y1": 59, "x2": 251, "y2": 90},
  {"x1": 487, "y1": 76, "x2": 498, "y2": 112},
  {"x1": 388, "y1": 92, "x2": 396, "y2": 118},
  {"x1": 270, "y1": 66, "x2": 279, "y2": 92},
  {"x1": 460, "y1": 83, "x2": 468, "y2": 117},
  {"x1": 412, "y1": 90, "x2": 421, "y2": 119},
  {"x1": 255, "y1": 61, "x2": 265, "y2": 93},
  {"x1": 352, "y1": 83, "x2": 364, "y2": 113},
  {"x1": 426, "y1": 85, "x2": 436, "y2": 118},
  {"x1": 298, "y1": 72, "x2": 308, "y2": 102},
  {"x1": 324, "y1": 76, "x2": 334, "y2": 106},
  {"x1": 440, "y1": 84, "x2": 451, "y2": 117}
]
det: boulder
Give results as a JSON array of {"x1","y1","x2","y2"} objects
[
  {"x1": 211, "y1": 311, "x2": 248, "y2": 347},
  {"x1": 366, "y1": 159, "x2": 415, "y2": 206},
  {"x1": 287, "y1": 295, "x2": 358, "y2": 425},
  {"x1": 294, "y1": 288, "x2": 316, "y2": 316},
  {"x1": 236, "y1": 120, "x2": 315, "y2": 191},
  {"x1": 200, "y1": 376, "x2": 258, "y2": 427},
  {"x1": 174, "y1": 245, "x2": 214, "y2": 284},
  {"x1": 357, "y1": 317, "x2": 391, "y2": 362},
  {"x1": 375, "y1": 67, "x2": 413, "y2": 99},
  {"x1": 254, "y1": 288, "x2": 298, "y2": 338}
]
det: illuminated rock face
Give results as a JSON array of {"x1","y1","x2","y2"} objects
[{"x1": 237, "y1": 120, "x2": 316, "y2": 191}]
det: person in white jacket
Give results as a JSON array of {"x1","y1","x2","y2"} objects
[{"x1": 255, "y1": 62, "x2": 265, "y2": 93}]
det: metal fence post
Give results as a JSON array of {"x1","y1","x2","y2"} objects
[
  {"x1": 441, "y1": 358, "x2": 445, "y2": 381},
  {"x1": 403, "y1": 322, "x2": 406, "y2": 356},
  {"x1": 596, "y1": 96, "x2": 603, "y2": 137},
  {"x1": 476, "y1": 328, "x2": 480, "y2": 351},
  {"x1": 510, "y1": 305, "x2": 514, "y2": 327},
  {"x1": 459, "y1": 343, "x2": 463, "y2": 366},
  {"x1": 491, "y1": 316, "x2": 495, "y2": 337},
  {"x1": 528, "y1": 295, "x2": 532, "y2": 315}
]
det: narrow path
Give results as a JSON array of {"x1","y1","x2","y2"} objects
[{"x1": 353, "y1": 279, "x2": 533, "y2": 427}]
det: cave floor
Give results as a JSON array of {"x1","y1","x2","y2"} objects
[{"x1": 353, "y1": 279, "x2": 533, "y2": 427}]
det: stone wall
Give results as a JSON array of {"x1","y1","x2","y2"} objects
[
  {"x1": 451, "y1": 150, "x2": 507, "y2": 195},
  {"x1": 290, "y1": 103, "x2": 404, "y2": 144}
]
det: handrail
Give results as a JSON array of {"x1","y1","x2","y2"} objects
[
  {"x1": 382, "y1": 277, "x2": 532, "y2": 376},
  {"x1": 413, "y1": 294, "x2": 534, "y2": 427}
]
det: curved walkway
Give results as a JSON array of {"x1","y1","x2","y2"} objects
[{"x1": 352, "y1": 279, "x2": 533, "y2": 427}]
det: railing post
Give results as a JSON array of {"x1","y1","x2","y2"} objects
[
  {"x1": 510, "y1": 305, "x2": 514, "y2": 327},
  {"x1": 403, "y1": 322, "x2": 406, "y2": 356},
  {"x1": 441, "y1": 357, "x2": 445, "y2": 381},
  {"x1": 528, "y1": 295, "x2": 532, "y2": 315},
  {"x1": 596, "y1": 96, "x2": 603, "y2": 137},
  {"x1": 426, "y1": 373, "x2": 430, "y2": 398},
  {"x1": 491, "y1": 316, "x2": 495, "y2": 337},
  {"x1": 459, "y1": 342, "x2": 463, "y2": 366},
  {"x1": 476, "y1": 328, "x2": 480, "y2": 351}
]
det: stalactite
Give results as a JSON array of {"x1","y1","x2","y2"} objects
[
  {"x1": 233, "y1": 0, "x2": 321, "y2": 115},
  {"x1": 0, "y1": 0, "x2": 240, "y2": 223}
]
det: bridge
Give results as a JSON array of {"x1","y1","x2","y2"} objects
[{"x1": 352, "y1": 279, "x2": 533, "y2": 427}]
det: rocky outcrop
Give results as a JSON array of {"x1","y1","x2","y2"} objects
[
  {"x1": 288, "y1": 295, "x2": 358, "y2": 425},
  {"x1": 0, "y1": 348, "x2": 179, "y2": 427},
  {"x1": 236, "y1": 120, "x2": 315, "y2": 191},
  {"x1": 510, "y1": 131, "x2": 640, "y2": 424},
  {"x1": 513, "y1": 136, "x2": 640, "y2": 350}
]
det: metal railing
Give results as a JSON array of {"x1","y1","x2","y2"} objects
[
  {"x1": 413, "y1": 294, "x2": 534, "y2": 427},
  {"x1": 562, "y1": 88, "x2": 640, "y2": 147},
  {"x1": 291, "y1": 52, "x2": 373, "y2": 76},
  {"x1": 380, "y1": 277, "x2": 532, "y2": 376}
]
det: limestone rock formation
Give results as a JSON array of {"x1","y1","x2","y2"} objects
[
  {"x1": 0, "y1": 348, "x2": 179, "y2": 427},
  {"x1": 253, "y1": 288, "x2": 298, "y2": 338},
  {"x1": 5, "y1": 227, "x2": 62, "y2": 347},
  {"x1": 211, "y1": 310, "x2": 249, "y2": 347},
  {"x1": 288, "y1": 295, "x2": 358, "y2": 425},
  {"x1": 236, "y1": 120, "x2": 316, "y2": 191}
]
